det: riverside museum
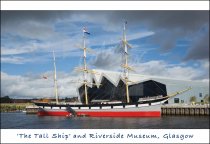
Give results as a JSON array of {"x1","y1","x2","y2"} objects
[{"x1": 78, "y1": 70, "x2": 209, "y2": 105}]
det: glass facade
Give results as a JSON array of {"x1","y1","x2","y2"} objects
[{"x1": 78, "y1": 76, "x2": 167, "y2": 103}]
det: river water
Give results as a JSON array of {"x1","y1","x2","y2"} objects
[{"x1": 1, "y1": 112, "x2": 209, "y2": 129}]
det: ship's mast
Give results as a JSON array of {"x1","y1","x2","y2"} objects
[
  {"x1": 83, "y1": 32, "x2": 89, "y2": 105},
  {"x1": 75, "y1": 28, "x2": 98, "y2": 105},
  {"x1": 53, "y1": 50, "x2": 59, "y2": 104},
  {"x1": 122, "y1": 21, "x2": 130, "y2": 103}
]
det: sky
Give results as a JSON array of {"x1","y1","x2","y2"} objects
[{"x1": 1, "y1": 11, "x2": 209, "y2": 99}]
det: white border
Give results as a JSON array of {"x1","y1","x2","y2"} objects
[
  {"x1": 1, "y1": 1, "x2": 209, "y2": 144},
  {"x1": 1, "y1": 1, "x2": 209, "y2": 10},
  {"x1": 1, "y1": 129, "x2": 210, "y2": 143}
]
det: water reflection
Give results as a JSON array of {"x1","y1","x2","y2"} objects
[{"x1": 1, "y1": 113, "x2": 209, "y2": 129}]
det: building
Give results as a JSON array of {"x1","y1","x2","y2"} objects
[{"x1": 78, "y1": 70, "x2": 209, "y2": 105}]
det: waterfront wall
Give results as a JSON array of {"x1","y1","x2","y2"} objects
[{"x1": 161, "y1": 105, "x2": 209, "y2": 116}]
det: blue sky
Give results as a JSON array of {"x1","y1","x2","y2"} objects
[{"x1": 1, "y1": 11, "x2": 209, "y2": 98}]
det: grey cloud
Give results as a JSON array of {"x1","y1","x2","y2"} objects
[
  {"x1": 2, "y1": 11, "x2": 209, "y2": 62},
  {"x1": 91, "y1": 48, "x2": 123, "y2": 70},
  {"x1": 184, "y1": 32, "x2": 209, "y2": 61},
  {"x1": 1, "y1": 11, "x2": 69, "y2": 26},
  {"x1": 3, "y1": 11, "x2": 208, "y2": 31},
  {"x1": 108, "y1": 11, "x2": 209, "y2": 31},
  {"x1": 108, "y1": 11, "x2": 209, "y2": 60},
  {"x1": 2, "y1": 11, "x2": 208, "y2": 98},
  {"x1": 148, "y1": 29, "x2": 179, "y2": 52}
]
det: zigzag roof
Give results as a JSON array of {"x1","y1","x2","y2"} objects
[
  {"x1": 77, "y1": 69, "x2": 208, "y2": 89},
  {"x1": 92, "y1": 69, "x2": 170, "y2": 88}
]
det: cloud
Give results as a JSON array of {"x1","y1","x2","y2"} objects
[
  {"x1": 100, "y1": 11, "x2": 209, "y2": 59},
  {"x1": 1, "y1": 45, "x2": 36, "y2": 55},
  {"x1": 3, "y1": 22, "x2": 55, "y2": 40},
  {"x1": 2, "y1": 11, "x2": 208, "y2": 61},
  {"x1": 1, "y1": 11, "x2": 208, "y2": 85},
  {"x1": 184, "y1": 30, "x2": 209, "y2": 61},
  {"x1": 91, "y1": 48, "x2": 122, "y2": 70},
  {"x1": 1, "y1": 58, "x2": 208, "y2": 98},
  {"x1": 2, "y1": 11, "x2": 208, "y2": 34},
  {"x1": 127, "y1": 31, "x2": 155, "y2": 41},
  {"x1": 1, "y1": 11, "x2": 69, "y2": 27},
  {"x1": 1, "y1": 11, "x2": 157, "y2": 65},
  {"x1": 1, "y1": 56, "x2": 31, "y2": 64},
  {"x1": 149, "y1": 29, "x2": 180, "y2": 52},
  {"x1": 133, "y1": 60, "x2": 209, "y2": 81},
  {"x1": 191, "y1": 60, "x2": 209, "y2": 81},
  {"x1": 110, "y1": 11, "x2": 208, "y2": 32},
  {"x1": 90, "y1": 30, "x2": 155, "y2": 70},
  {"x1": 1, "y1": 71, "x2": 81, "y2": 98}
]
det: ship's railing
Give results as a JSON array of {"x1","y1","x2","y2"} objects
[
  {"x1": 91, "y1": 100, "x2": 122, "y2": 104},
  {"x1": 138, "y1": 95, "x2": 164, "y2": 101}
]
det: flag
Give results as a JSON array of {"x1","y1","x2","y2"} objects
[
  {"x1": 83, "y1": 27, "x2": 90, "y2": 35},
  {"x1": 43, "y1": 76, "x2": 48, "y2": 79}
]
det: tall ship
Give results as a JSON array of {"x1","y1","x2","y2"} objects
[{"x1": 34, "y1": 22, "x2": 191, "y2": 117}]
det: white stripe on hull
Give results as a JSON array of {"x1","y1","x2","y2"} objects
[
  {"x1": 80, "y1": 107, "x2": 89, "y2": 110},
  {"x1": 125, "y1": 105, "x2": 136, "y2": 108},
  {"x1": 50, "y1": 107, "x2": 60, "y2": 110},
  {"x1": 101, "y1": 107, "x2": 111, "y2": 109},
  {"x1": 90, "y1": 107, "x2": 100, "y2": 109},
  {"x1": 138, "y1": 104, "x2": 149, "y2": 107},
  {"x1": 40, "y1": 104, "x2": 162, "y2": 111},
  {"x1": 44, "y1": 106, "x2": 52, "y2": 109},
  {"x1": 113, "y1": 106, "x2": 123, "y2": 109}
]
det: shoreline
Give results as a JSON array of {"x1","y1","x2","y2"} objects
[{"x1": 0, "y1": 103, "x2": 33, "y2": 112}]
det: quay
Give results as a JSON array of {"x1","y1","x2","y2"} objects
[
  {"x1": 25, "y1": 105, "x2": 39, "y2": 114},
  {"x1": 161, "y1": 104, "x2": 209, "y2": 116}
]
